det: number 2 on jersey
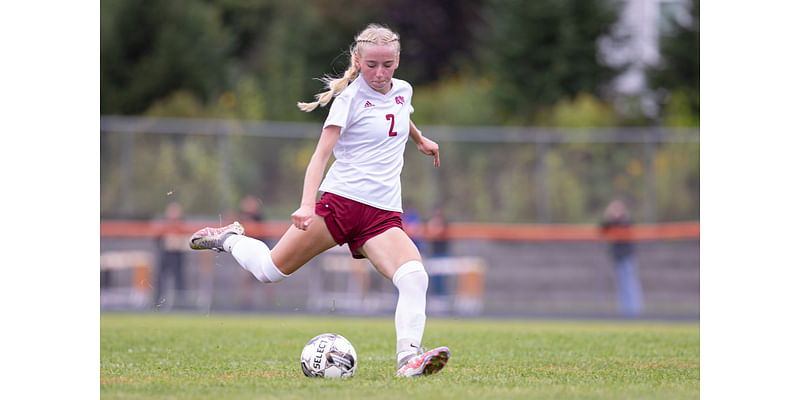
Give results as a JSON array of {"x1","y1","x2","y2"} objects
[{"x1": 385, "y1": 114, "x2": 397, "y2": 137}]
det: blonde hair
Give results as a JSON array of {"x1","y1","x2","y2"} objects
[{"x1": 297, "y1": 24, "x2": 401, "y2": 112}]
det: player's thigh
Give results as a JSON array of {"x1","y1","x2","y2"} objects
[
  {"x1": 270, "y1": 214, "x2": 337, "y2": 274},
  {"x1": 360, "y1": 227, "x2": 422, "y2": 280}
]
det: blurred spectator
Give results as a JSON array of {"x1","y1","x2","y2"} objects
[
  {"x1": 402, "y1": 206, "x2": 423, "y2": 251},
  {"x1": 238, "y1": 195, "x2": 268, "y2": 310},
  {"x1": 600, "y1": 200, "x2": 643, "y2": 316},
  {"x1": 426, "y1": 207, "x2": 449, "y2": 259},
  {"x1": 426, "y1": 207, "x2": 450, "y2": 312},
  {"x1": 239, "y1": 194, "x2": 263, "y2": 223},
  {"x1": 154, "y1": 201, "x2": 187, "y2": 310}
]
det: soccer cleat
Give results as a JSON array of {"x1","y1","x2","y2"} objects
[
  {"x1": 189, "y1": 221, "x2": 244, "y2": 252},
  {"x1": 396, "y1": 346, "x2": 450, "y2": 377}
]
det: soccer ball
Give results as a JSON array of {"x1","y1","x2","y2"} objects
[{"x1": 300, "y1": 333, "x2": 357, "y2": 378}]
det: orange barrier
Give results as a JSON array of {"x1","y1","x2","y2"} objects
[
  {"x1": 447, "y1": 221, "x2": 699, "y2": 241},
  {"x1": 99, "y1": 220, "x2": 291, "y2": 238},
  {"x1": 100, "y1": 220, "x2": 699, "y2": 242}
]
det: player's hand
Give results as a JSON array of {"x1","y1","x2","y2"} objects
[
  {"x1": 417, "y1": 136, "x2": 440, "y2": 167},
  {"x1": 291, "y1": 204, "x2": 315, "y2": 231}
]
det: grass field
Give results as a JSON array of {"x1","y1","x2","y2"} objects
[{"x1": 100, "y1": 313, "x2": 699, "y2": 399}]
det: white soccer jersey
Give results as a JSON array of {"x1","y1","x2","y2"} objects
[{"x1": 319, "y1": 74, "x2": 414, "y2": 212}]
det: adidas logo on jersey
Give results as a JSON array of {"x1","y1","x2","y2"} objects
[{"x1": 364, "y1": 101, "x2": 375, "y2": 108}]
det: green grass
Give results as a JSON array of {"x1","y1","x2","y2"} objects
[{"x1": 100, "y1": 313, "x2": 699, "y2": 399}]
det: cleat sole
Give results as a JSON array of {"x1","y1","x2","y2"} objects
[{"x1": 421, "y1": 350, "x2": 450, "y2": 375}]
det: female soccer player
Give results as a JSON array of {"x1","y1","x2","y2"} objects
[{"x1": 190, "y1": 23, "x2": 449, "y2": 377}]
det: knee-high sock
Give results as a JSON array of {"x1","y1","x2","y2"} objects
[
  {"x1": 392, "y1": 260, "x2": 428, "y2": 366},
  {"x1": 223, "y1": 235, "x2": 288, "y2": 283}
]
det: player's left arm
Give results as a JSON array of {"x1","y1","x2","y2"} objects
[{"x1": 409, "y1": 119, "x2": 440, "y2": 167}]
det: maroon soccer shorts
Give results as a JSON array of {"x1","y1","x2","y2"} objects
[{"x1": 315, "y1": 192, "x2": 403, "y2": 259}]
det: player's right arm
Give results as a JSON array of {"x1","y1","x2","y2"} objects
[{"x1": 291, "y1": 125, "x2": 341, "y2": 230}]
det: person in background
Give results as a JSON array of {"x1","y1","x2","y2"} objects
[
  {"x1": 239, "y1": 195, "x2": 263, "y2": 223},
  {"x1": 154, "y1": 201, "x2": 187, "y2": 310},
  {"x1": 426, "y1": 207, "x2": 449, "y2": 259},
  {"x1": 237, "y1": 195, "x2": 267, "y2": 310},
  {"x1": 600, "y1": 199, "x2": 644, "y2": 316},
  {"x1": 402, "y1": 205, "x2": 423, "y2": 251},
  {"x1": 425, "y1": 207, "x2": 450, "y2": 312}
]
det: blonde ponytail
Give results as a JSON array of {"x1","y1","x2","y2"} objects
[
  {"x1": 297, "y1": 23, "x2": 401, "y2": 112},
  {"x1": 297, "y1": 52, "x2": 360, "y2": 112}
]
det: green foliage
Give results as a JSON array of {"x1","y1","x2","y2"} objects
[
  {"x1": 100, "y1": 0, "x2": 697, "y2": 125},
  {"x1": 662, "y1": 89, "x2": 700, "y2": 127},
  {"x1": 536, "y1": 93, "x2": 618, "y2": 127},
  {"x1": 480, "y1": 0, "x2": 621, "y2": 124},
  {"x1": 101, "y1": 0, "x2": 232, "y2": 115},
  {"x1": 654, "y1": 141, "x2": 700, "y2": 221},
  {"x1": 99, "y1": 1, "x2": 700, "y2": 223},
  {"x1": 101, "y1": 0, "x2": 485, "y2": 121},
  {"x1": 101, "y1": 126, "x2": 698, "y2": 223},
  {"x1": 411, "y1": 75, "x2": 500, "y2": 125},
  {"x1": 400, "y1": 135, "x2": 699, "y2": 224},
  {"x1": 145, "y1": 90, "x2": 209, "y2": 118},
  {"x1": 101, "y1": 314, "x2": 699, "y2": 399},
  {"x1": 101, "y1": 0, "x2": 624, "y2": 124},
  {"x1": 648, "y1": 0, "x2": 699, "y2": 125}
]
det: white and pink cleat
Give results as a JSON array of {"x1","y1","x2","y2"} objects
[
  {"x1": 189, "y1": 221, "x2": 244, "y2": 252},
  {"x1": 396, "y1": 346, "x2": 450, "y2": 377}
]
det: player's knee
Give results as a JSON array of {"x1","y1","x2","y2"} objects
[
  {"x1": 392, "y1": 260, "x2": 428, "y2": 292},
  {"x1": 258, "y1": 255, "x2": 289, "y2": 283}
]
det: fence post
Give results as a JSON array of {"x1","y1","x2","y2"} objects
[
  {"x1": 218, "y1": 122, "x2": 232, "y2": 213},
  {"x1": 121, "y1": 131, "x2": 134, "y2": 216},
  {"x1": 536, "y1": 141, "x2": 551, "y2": 223},
  {"x1": 644, "y1": 129, "x2": 658, "y2": 222}
]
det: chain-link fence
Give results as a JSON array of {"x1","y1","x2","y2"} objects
[{"x1": 101, "y1": 116, "x2": 699, "y2": 224}]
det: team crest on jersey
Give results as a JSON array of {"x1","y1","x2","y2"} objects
[
  {"x1": 395, "y1": 96, "x2": 405, "y2": 105},
  {"x1": 364, "y1": 101, "x2": 375, "y2": 108}
]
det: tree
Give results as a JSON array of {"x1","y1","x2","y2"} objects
[
  {"x1": 647, "y1": 0, "x2": 699, "y2": 126},
  {"x1": 101, "y1": 0, "x2": 232, "y2": 115},
  {"x1": 480, "y1": 0, "x2": 621, "y2": 124}
]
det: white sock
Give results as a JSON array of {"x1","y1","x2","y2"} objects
[
  {"x1": 392, "y1": 260, "x2": 428, "y2": 367},
  {"x1": 223, "y1": 235, "x2": 288, "y2": 283}
]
